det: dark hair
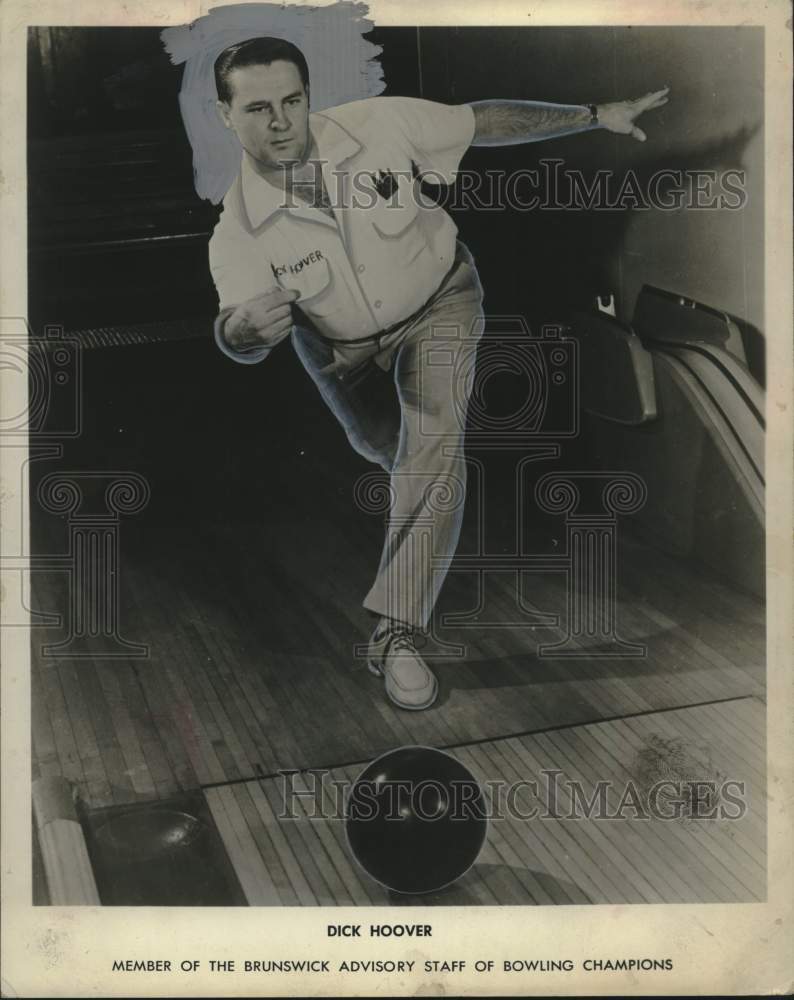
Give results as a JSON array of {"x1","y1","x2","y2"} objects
[{"x1": 214, "y1": 37, "x2": 310, "y2": 103}]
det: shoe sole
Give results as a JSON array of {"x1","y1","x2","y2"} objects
[{"x1": 367, "y1": 658, "x2": 438, "y2": 712}]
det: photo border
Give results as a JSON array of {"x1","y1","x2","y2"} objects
[{"x1": 2, "y1": 1, "x2": 791, "y2": 996}]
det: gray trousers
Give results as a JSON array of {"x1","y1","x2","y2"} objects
[{"x1": 292, "y1": 242, "x2": 485, "y2": 628}]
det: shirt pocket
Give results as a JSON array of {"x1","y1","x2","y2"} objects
[
  {"x1": 279, "y1": 256, "x2": 337, "y2": 318},
  {"x1": 368, "y1": 177, "x2": 426, "y2": 263}
]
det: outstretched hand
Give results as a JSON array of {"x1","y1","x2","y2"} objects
[{"x1": 597, "y1": 87, "x2": 670, "y2": 142}]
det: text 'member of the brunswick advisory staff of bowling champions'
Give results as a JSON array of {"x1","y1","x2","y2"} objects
[{"x1": 209, "y1": 36, "x2": 669, "y2": 712}]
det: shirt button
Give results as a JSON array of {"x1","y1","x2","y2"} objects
[
  {"x1": 357, "y1": 264, "x2": 366, "y2": 273},
  {"x1": 374, "y1": 299, "x2": 382, "y2": 309}
]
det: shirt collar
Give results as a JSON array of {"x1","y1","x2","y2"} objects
[{"x1": 240, "y1": 111, "x2": 362, "y2": 230}]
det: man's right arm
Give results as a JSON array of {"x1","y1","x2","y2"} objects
[
  {"x1": 214, "y1": 308, "x2": 269, "y2": 365},
  {"x1": 215, "y1": 287, "x2": 300, "y2": 364},
  {"x1": 209, "y1": 226, "x2": 298, "y2": 365}
]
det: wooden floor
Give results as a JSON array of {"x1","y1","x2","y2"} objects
[
  {"x1": 28, "y1": 413, "x2": 767, "y2": 905},
  {"x1": 205, "y1": 698, "x2": 766, "y2": 906},
  {"x1": 30, "y1": 492, "x2": 765, "y2": 811}
]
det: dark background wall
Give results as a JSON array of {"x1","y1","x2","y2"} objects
[{"x1": 416, "y1": 26, "x2": 763, "y2": 335}]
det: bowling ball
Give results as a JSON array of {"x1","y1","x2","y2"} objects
[{"x1": 345, "y1": 745, "x2": 488, "y2": 894}]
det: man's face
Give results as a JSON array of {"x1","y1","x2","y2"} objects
[{"x1": 218, "y1": 60, "x2": 310, "y2": 169}]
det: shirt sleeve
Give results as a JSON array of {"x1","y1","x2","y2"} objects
[
  {"x1": 209, "y1": 224, "x2": 282, "y2": 365},
  {"x1": 376, "y1": 98, "x2": 476, "y2": 184},
  {"x1": 209, "y1": 225, "x2": 278, "y2": 311}
]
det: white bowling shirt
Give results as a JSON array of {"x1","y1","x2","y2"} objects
[{"x1": 209, "y1": 96, "x2": 476, "y2": 364}]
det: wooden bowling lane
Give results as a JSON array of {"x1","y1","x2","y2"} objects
[
  {"x1": 30, "y1": 497, "x2": 765, "y2": 811},
  {"x1": 203, "y1": 697, "x2": 766, "y2": 906}
]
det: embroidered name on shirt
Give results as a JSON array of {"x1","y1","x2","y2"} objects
[{"x1": 272, "y1": 250, "x2": 325, "y2": 278}]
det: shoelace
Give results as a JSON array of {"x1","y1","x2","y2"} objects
[{"x1": 384, "y1": 624, "x2": 415, "y2": 655}]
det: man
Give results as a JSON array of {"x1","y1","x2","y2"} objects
[{"x1": 210, "y1": 36, "x2": 668, "y2": 711}]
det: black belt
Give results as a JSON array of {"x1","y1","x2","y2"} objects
[{"x1": 295, "y1": 291, "x2": 433, "y2": 351}]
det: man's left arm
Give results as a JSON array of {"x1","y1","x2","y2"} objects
[{"x1": 469, "y1": 88, "x2": 669, "y2": 146}]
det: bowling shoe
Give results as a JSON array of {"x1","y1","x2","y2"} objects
[{"x1": 366, "y1": 620, "x2": 438, "y2": 711}]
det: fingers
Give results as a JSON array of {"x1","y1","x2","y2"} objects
[
  {"x1": 228, "y1": 319, "x2": 291, "y2": 350},
  {"x1": 235, "y1": 289, "x2": 294, "y2": 323},
  {"x1": 269, "y1": 316, "x2": 294, "y2": 338},
  {"x1": 225, "y1": 319, "x2": 257, "y2": 350},
  {"x1": 634, "y1": 86, "x2": 670, "y2": 112},
  {"x1": 631, "y1": 125, "x2": 647, "y2": 142},
  {"x1": 226, "y1": 308, "x2": 290, "y2": 349},
  {"x1": 267, "y1": 287, "x2": 301, "y2": 308},
  {"x1": 224, "y1": 286, "x2": 299, "y2": 350},
  {"x1": 267, "y1": 304, "x2": 293, "y2": 323}
]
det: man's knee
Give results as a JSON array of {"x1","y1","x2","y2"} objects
[
  {"x1": 400, "y1": 428, "x2": 467, "y2": 468},
  {"x1": 392, "y1": 445, "x2": 468, "y2": 498}
]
